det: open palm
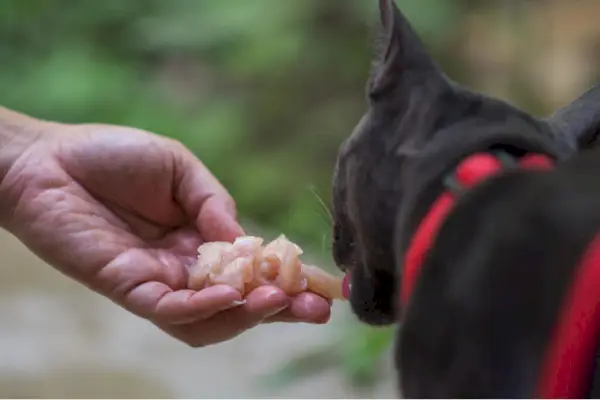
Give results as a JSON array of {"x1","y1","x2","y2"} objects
[{"x1": 0, "y1": 122, "x2": 331, "y2": 346}]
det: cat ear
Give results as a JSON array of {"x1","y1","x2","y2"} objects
[
  {"x1": 372, "y1": 0, "x2": 442, "y2": 93},
  {"x1": 545, "y1": 84, "x2": 600, "y2": 149},
  {"x1": 378, "y1": 0, "x2": 397, "y2": 61}
]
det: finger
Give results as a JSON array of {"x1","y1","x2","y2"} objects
[
  {"x1": 124, "y1": 281, "x2": 244, "y2": 324},
  {"x1": 263, "y1": 292, "x2": 332, "y2": 324},
  {"x1": 160, "y1": 286, "x2": 290, "y2": 347},
  {"x1": 197, "y1": 195, "x2": 245, "y2": 242},
  {"x1": 205, "y1": 285, "x2": 290, "y2": 327}
]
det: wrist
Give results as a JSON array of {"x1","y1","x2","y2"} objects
[{"x1": 0, "y1": 107, "x2": 45, "y2": 181}]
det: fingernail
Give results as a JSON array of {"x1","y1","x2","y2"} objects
[
  {"x1": 260, "y1": 288, "x2": 290, "y2": 317},
  {"x1": 264, "y1": 288, "x2": 286, "y2": 302},
  {"x1": 264, "y1": 304, "x2": 289, "y2": 318},
  {"x1": 230, "y1": 300, "x2": 246, "y2": 308}
]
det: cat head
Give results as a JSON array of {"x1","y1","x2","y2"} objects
[{"x1": 331, "y1": 0, "x2": 592, "y2": 325}]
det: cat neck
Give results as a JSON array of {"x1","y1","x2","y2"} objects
[
  {"x1": 399, "y1": 151, "x2": 554, "y2": 305},
  {"x1": 393, "y1": 127, "x2": 573, "y2": 266}
]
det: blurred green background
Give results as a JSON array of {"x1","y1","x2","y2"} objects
[{"x1": 0, "y1": 0, "x2": 598, "y2": 398}]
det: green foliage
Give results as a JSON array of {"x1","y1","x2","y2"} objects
[
  {"x1": 259, "y1": 322, "x2": 396, "y2": 395},
  {"x1": 0, "y1": 0, "x2": 471, "y2": 255}
]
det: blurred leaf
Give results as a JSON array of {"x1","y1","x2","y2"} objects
[
  {"x1": 340, "y1": 324, "x2": 396, "y2": 387},
  {"x1": 261, "y1": 320, "x2": 395, "y2": 394}
]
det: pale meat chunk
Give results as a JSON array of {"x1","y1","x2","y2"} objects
[
  {"x1": 264, "y1": 235, "x2": 307, "y2": 294},
  {"x1": 210, "y1": 256, "x2": 254, "y2": 293},
  {"x1": 188, "y1": 242, "x2": 232, "y2": 290},
  {"x1": 303, "y1": 264, "x2": 343, "y2": 300},
  {"x1": 188, "y1": 234, "x2": 345, "y2": 300}
]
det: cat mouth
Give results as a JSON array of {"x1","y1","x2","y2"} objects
[{"x1": 342, "y1": 272, "x2": 352, "y2": 299}]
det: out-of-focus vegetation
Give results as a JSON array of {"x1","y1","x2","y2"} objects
[
  {"x1": 259, "y1": 318, "x2": 397, "y2": 395},
  {"x1": 1, "y1": 0, "x2": 599, "y2": 395},
  {"x1": 4, "y1": 0, "x2": 596, "y2": 254},
  {"x1": 0, "y1": 0, "x2": 480, "y2": 254}
]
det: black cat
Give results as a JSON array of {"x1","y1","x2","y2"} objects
[{"x1": 331, "y1": 0, "x2": 600, "y2": 397}]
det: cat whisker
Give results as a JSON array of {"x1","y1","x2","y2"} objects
[
  {"x1": 321, "y1": 233, "x2": 332, "y2": 252},
  {"x1": 309, "y1": 185, "x2": 333, "y2": 225},
  {"x1": 315, "y1": 207, "x2": 332, "y2": 226}
]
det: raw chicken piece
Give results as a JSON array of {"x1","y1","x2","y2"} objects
[
  {"x1": 263, "y1": 235, "x2": 302, "y2": 258},
  {"x1": 188, "y1": 242, "x2": 232, "y2": 290},
  {"x1": 303, "y1": 264, "x2": 343, "y2": 300},
  {"x1": 210, "y1": 256, "x2": 254, "y2": 293},
  {"x1": 263, "y1": 234, "x2": 307, "y2": 294},
  {"x1": 188, "y1": 234, "x2": 346, "y2": 300},
  {"x1": 188, "y1": 237, "x2": 262, "y2": 291}
]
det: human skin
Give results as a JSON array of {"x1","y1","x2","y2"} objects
[{"x1": 0, "y1": 107, "x2": 331, "y2": 347}]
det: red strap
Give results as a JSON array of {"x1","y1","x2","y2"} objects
[
  {"x1": 399, "y1": 152, "x2": 600, "y2": 398},
  {"x1": 401, "y1": 191, "x2": 456, "y2": 305},
  {"x1": 520, "y1": 154, "x2": 554, "y2": 169},
  {"x1": 401, "y1": 153, "x2": 552, "y2": 304},
  {"x1": 401, "y1": 153, "x2": 503, "y2": 305},
  {"x1": 537, "y1": 234, "x2": 600, "y2": 398}
]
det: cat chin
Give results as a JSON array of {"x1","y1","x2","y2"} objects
[
  {"x1": 347, "y1": 266, "x2": 398, "y2": 326},
  {"x1": 349, "y1": 299, "x2": 397, "y2": 326}
]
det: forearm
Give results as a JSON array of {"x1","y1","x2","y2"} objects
[{"x1": 0, "y1": 107, "x2": 44, "y2": 181}]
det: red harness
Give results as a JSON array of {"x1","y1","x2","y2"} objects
[{"x1": 400, "y1": 152, "x2": 600, "y2": 398}]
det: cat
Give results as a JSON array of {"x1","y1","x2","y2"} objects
[{"x1": 331, "y1": 0, "x2": 600, "y2": 397}]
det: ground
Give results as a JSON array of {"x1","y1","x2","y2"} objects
[{"x1": 0, "y1": 230, "x2": 396, "y2": 398}]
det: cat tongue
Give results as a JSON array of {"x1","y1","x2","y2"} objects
[{"x1": 342, "y1": 272, "x2": 351, "y2": 299}]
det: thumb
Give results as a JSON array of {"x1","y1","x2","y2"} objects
[
  {"x1": 197, "y1": 195, "x2": 245, "y2": 242},
  {"x1": 172, "y1": 144, "x2": 245, "y2": 242}
]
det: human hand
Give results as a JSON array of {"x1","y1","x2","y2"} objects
[{"x1": 0, "y1": 116, "x2": 331, "y2": 347}]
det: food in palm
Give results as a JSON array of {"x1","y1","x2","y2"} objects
[{"x1": 188, "y1": 235, "x2": 344, "y2": 300}]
